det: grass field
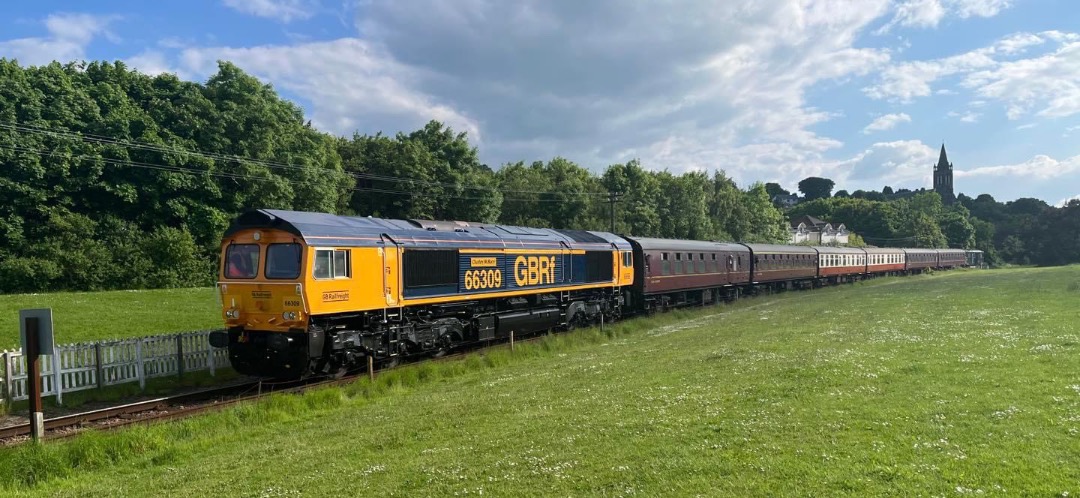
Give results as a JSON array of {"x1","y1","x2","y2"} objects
[
  {"x1": 0, "y1": 288, "x2": 221, "y2": 349},
  {"x1": 2, "y1": 267, "x2": 1079, "y2": 496}
]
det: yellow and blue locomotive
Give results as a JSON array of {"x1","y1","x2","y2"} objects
[{"x1": 209, "y1": 209, "x2": 633, "y2": 378}]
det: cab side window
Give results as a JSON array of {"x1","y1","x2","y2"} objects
[{"x1": 314, "y1": 248, "x2": 351, "y2": 279}]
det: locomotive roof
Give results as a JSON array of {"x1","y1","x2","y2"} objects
[
  {"x1": 627, "y1": 237, "x2": 749, "y2": 253},
  {"x1": 223, "y1": 209, "x2": 630, "y2": 250}
]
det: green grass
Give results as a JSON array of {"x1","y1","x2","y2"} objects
[
  {"x1": 1, "y1": 288, "x2": 221, "y2": 349},
  {"x1": 2, "y1": 267, "x2": 1080, "y2": 496}
]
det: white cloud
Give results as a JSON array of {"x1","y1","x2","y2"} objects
[
  {"x1": 880, "y1": 0, "x2": 1011, "y2": 32},
  {"x1": 175, "y1": 0, "x2": 895, "y2": 190},
  {"x1": 947, "y1": 110, "x2": 980, "y2": 122},
  {"x1": 963, "y1": 41, "x2": 1080, "y2": 119},
  {"x1": 862, "y1": 113, "x2": 912, "y2": 133},
  {"x1": 863, "y1": 48, "x2": 996, "y2": 101},
  {"x1": 0, "y1": 13, "x2": 115, "y2": 66},
  {"x1": 956, "y1": 154, "x2": 1080, "y2": 179},
  {"x1": 951, "y1": 0, "x2": 1012, "y2": 18},
  {"x1": 889, "y1": 0, "x2": 948, "y2": 29},
  {"x1": 222, "y1": 0, "x2": 316, "y2": 22},
  {"x1": 1058, "y1": 194, "x2": 1080, "y2": 207},
  {"x1": 348, "y1": 0, "x2": 893, "y2": 186},
  {"x1": 865, "y1": 30, "x2": 1080, "y2": 117},
  {"x1": 180, "y1": 38, "x2": 481, "y2": 141},
  {"x1": 836, "y1": 140, "x2": 938, "y2": 187},
  {"x1": 126, "y1": 50, "x2": 180, "y2": 76}
]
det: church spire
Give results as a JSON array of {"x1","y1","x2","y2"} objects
[
  {"x1": 933, "y1": 143, "x2": 955, "y2": 203},
  {"x1": 937, "y1": 143, "x2": 950, "y2": 170}
]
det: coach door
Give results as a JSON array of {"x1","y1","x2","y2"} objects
[{"x1": 381, "y1": 235, "x2": 400, "y2": 306}]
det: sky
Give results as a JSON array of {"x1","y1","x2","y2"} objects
[{"x1": 2, "y1": 0, "x2": 1079, "y2": 206}]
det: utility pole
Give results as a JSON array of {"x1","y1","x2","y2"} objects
[{"x1": 608, "y1": 191, "x2": 621, "y2": 233}]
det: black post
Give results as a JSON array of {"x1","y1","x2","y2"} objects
[
  {"x1": 176, "y1": 335, "x2": 184, "y2": 379},
  {"x1": 94, "y1": 343, "x2": 103, "y2": 390},
  {"x1": 608, "y1": 191, "x2": 620, "y2": 233},
  {"x1": 26, "y1": 317, "x2": 44, "y2": 443}
]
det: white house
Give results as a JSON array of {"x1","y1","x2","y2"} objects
[{"x1": 789, "y1": 215, "x2": 850, "y2": 245}]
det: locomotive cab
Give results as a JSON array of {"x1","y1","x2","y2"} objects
[{"x1": 212, "y1": 228, "x2": 315, "y2": 378}]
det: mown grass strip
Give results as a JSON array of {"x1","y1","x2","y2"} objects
[
  {"x1": 1, "y1": 268, "x2": 1077, "y2": 496},
  {"x1": 0, "y1": 287, "x2": 221, "y2": 349}
]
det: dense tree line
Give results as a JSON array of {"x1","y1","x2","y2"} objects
[
  {"x1": 783, "y1": 183, "x2": 1077, "y2": 267},
  {"x1": 0, "y1": 59, "x2": 788, "y2": 294}
]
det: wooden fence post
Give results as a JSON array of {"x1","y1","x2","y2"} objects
[
  {"x1": 176, "y1": 335, "x2": 185, "y2": 380},
  {"x1": 52, "y1": 350, "x2": 63, "y2": 406},
  {"x1": 136, "y1": 340, "x2": 145, "y2": 391},
  {"x1": 207, "y1": 333, "x2": 216, "y2": 377},
  {"x1": 367, "y1": 355, "x2": 374, "y2": 382},
  {"x1": 94, "y1": 343, "x2": 104, "y2": 389},
  {"x1": 1, "y1": 351, "x2": 9, "y2": 408},
  {"x1": 510, "y1": 330, "x2": 515, "y2": 352}
]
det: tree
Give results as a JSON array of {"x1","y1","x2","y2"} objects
[
  {"x1": 739, "y1": 182, "x2": 790, "y2": 243},
  {"x1": 911, "y1": 213, "x2": 948, "y2": 248},
  {"x1": 765, "y1": 182, "x2": 789, "y2": 198},
  {"x1": 834, "y1": 190, "x2": 850, "y2": 198},
  {"x1": 601, "y1": 160, "x2": 661, "y2": 236},
  {"x1": 797, "y1": 177, "x2": 835, "y2": 201}
]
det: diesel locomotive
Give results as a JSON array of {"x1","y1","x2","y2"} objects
[{"x1": 208, "y1": 209, "x2": 970, "y2": 378}]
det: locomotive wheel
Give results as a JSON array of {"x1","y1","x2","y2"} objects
[{"x1": 565, "y1": 311, "x2": 587, "y2": 331}]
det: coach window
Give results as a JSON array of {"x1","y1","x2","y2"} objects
[
  {"x1": 266, "y1": 243, "x2": 302, "y2": 279},
  {"x1": 225, "y1": 243, "x2": 259, "y2": 279},
  {"x1": 314, "y1": 248, "x2": 351, "y2": 280}
]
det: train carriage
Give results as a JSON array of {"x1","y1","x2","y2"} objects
[
  {"x1": 624, "y1": 237, "x2": 751, "y2": 310},
  {"x1": 965, "y1": 249, "x2": 984, "y2": 268},
  {"x1": 864, "y1": 247, "x2": 906, "y2": 275},
  {"x1": 212, "y1": 209, "x2": 631, "y2": 378},
  {"x1": 815, "y1": 246, "x2": 867, "y2": 281},
  {"x1": 743, "y1": 244, "x2": 818, "y2": 286},
  {"x1": 903, "y1": 248, "x2": 937, "y2": 272},
  {"x1": 936, "y1": 249, "x2": 967, "y2": 269}
]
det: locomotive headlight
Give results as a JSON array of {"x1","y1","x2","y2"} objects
[
  {"x1": 220, "y1": 284, "x2": 228, "y2": 294},
  {"x1": 253, "y1": 231, "x2": 262, "y2": 241},
  {"x1": 282, "y1": 311, "x2": 298, "y2": 321},
  {"x1": 295, "y1": 284, "x2": 302, "y2": 295},
  {"x1": 225, "y1": 309, "x2": 240, "y2": 319}
]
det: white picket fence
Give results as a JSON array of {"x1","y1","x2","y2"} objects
[{"x1": 1, "y1": 330, "x2": 229, "y2": 405}]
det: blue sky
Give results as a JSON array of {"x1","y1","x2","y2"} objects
[{"x1": 2, "y1": 0, "x2": 1079, "y2": 205}]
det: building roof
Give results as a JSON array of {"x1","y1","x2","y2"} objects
[{"x1": 790, "y1": 215, "x2": 829, "y2": 229}]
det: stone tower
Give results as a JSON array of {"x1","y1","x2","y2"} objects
[{"x1": 933, "y1": 143, "x2": 955, "y2": 204}]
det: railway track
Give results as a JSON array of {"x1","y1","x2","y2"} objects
[{"x1": 0, "y1": 332, "x2": 550, "y2": 445}]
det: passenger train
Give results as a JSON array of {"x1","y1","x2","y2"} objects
[{"x1": 208, "y1": 209, "x2": 971, "y2": 378}]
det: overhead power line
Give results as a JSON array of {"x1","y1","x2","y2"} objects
[
  {"x1": 0, "y1": 142, "x2": 603, "y2": 204},
  {"x1": 0, "y1": 122, "x2": 611, "y2": 197}
]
